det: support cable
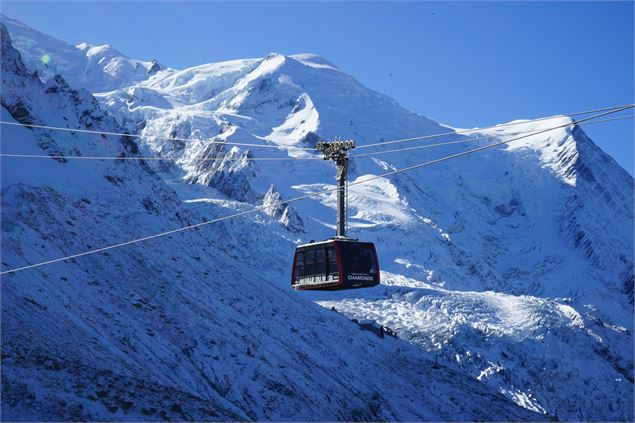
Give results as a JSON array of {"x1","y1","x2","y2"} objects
[
  {"x1": 0, "y1": 121, "x2": 317, "y2": 151},
  {"x1": 351, "y1": 114, "x2": 635, "y2": 158},
  {"x1": 355, "y1": 103, "x2": 634, "y2": 150},
  {"x1": 0, "y1": 105, "x2": 631, "y2": 275},
  {"x1": 3, "y1": 115, "x2": 631, "y2": 163},
  {"x1": 2, "y1": 104, "x2": 630, "y2": 155},
  {"x1": 0, "y1": 153, "x2": 323, "y2": 161}
]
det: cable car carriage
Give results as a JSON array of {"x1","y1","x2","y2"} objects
[
  {"x1": 291, "y1": 139, "x2": 380, "y2": 291},
  {"x1": 291, "y1": 238, "x2": 380, "y2": 290}
]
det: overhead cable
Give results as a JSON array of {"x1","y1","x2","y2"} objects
[
  {"x1": 2, "y1": 104, "x2": 631, "y2": 155},
  {"x1": 3, "y1": 114, "x2": 632, "y2": 163},
  {"x1": 355, "y1": 103, "x2": 634, "y2": 150},
  {"x1": 0, "y1": 153, "x2": 322, "y2": 161},
  {"x1": 351, "y1": 114, "x2": 635, "y2": 158},
  {"x1": 0, "y1": 121, "x2": 317, "y2": 151},
  {"x1": 1, "y1": 104, "x2": 629, "y2": 276}
]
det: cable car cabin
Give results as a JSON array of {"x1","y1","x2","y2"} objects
[{"x1": 291, "y1": 239, "x2": 380, "y2": 290}]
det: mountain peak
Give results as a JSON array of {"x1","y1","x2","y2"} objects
[
  {"x1": 75, "y1": 42, "x2": 124, "y2": 59},
  {"x1": 0, "y1": 13, "x2": 38, "y2": 33},
  {"x1": 289, "y1": 53, "x2": 340, "y2": 71},
  {"x1": 2, "y1": 15, "x2": 168, "y2": 92},
  {"x1": 258, "y1": 52, "x2": 341, "y2": 73}
]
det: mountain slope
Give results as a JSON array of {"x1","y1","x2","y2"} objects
[
  {"x1": 0, "y1": 14, "x2": 166, "y2": 92},
  {"x1": 3, "y1": 16, "x2": 633, "y2": 421},
  {"x1": 0, "y1": 23, "x2": 541, "y2": 422},
  {"x1": 96, "y1": 46, "x2": 633, "y2": 420}
]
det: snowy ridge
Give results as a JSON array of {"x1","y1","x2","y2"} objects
[
  {"x1": 0, "y1": 14, "x2": 169, "y2": 92},
  {"x1": 478, "y1": 117, "x2": 581, "y2": 185},
  {"x1": 2, "y1": 17, "x2": 634, "y2": 421}
]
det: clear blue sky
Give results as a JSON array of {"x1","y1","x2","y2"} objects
[{"x1": 2, "y1": 1, "x2": 634, "y2": 174}]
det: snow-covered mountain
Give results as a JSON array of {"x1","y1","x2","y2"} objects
[
  {"x1": 2, "y1": 17, "x2": 633, "y2": 421},
  {"x1": 0, "y1": 21, "x2": 541, "y2": 422},
  {"x1": 0, "y1": 15, "x2": 166, "y2": 92},
  {"x1": 98, "y1": 52, "x2": 634, "y2": 421}
]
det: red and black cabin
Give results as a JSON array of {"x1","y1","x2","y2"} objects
[{"x1": 291, "y1": 239, "x2": 380, "y2": 290}]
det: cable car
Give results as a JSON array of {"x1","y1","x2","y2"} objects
[
  {"x1": 291, "y1": 238, "x2": 380, "y2": 290},
  {"x1": 292, "y1": 139, "x2": 380, "y2": 290}
]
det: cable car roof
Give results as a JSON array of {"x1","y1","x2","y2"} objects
[{"x1": 296, "y1": 237, "x2": 372, "y2": 249}]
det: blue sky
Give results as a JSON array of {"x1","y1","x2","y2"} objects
[{"x1": 2, "y1": 1, "x2": 634, "y2": 173}]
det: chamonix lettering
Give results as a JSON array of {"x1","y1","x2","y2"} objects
[{"x1": 348, "y1": 274, "x2": 374, "y2": 281}]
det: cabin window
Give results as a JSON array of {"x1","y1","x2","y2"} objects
[
  {"x1": 345, "y1": 245, "x2": 377, "y2": 274},
  {"x1": 305, "y1": 248, "x2": 316, "y2": 278},
  {"x1": 316, "y1": 248, "x2": 326, "y2": 280},
  {"x1": 295, "y1": 251, "x2": 305, "y2": 282},
  {"x1": 326, "y1": 246, "x2": 338, "y2": 280}
]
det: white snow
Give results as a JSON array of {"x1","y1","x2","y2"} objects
[
  {"x1": 2, "y1": 16, "x2": 633, "y2": 422},
  {"x1": 1, "y1": 14, "x2": 171, "y2": 92}
]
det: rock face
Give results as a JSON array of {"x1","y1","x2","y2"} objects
[
  {"x1": 146, "y1": 60, "x2": 160, "y2": 76},
  {"x1": 262, "y1": 185, "x2": 303, "y2": 232},
  {"x1": 182, "y1": 144, "x2": 258, "y2": 203},
  {"x1": 2, "y1": 16, "x2": 634, "y2": 422}
]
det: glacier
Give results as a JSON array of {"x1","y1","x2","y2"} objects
[{"x1": 1, "y1": 16, "x2": 633, "y2": 421}]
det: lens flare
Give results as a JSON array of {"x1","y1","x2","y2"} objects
[{"x1": 41, "y1": 53, "x2": 51, "y2": 65}]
